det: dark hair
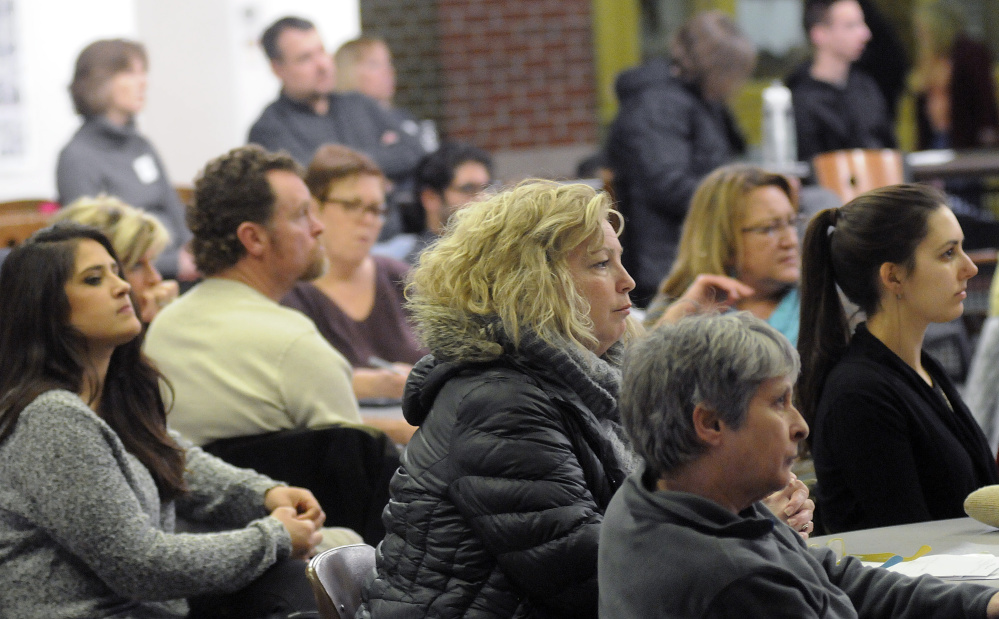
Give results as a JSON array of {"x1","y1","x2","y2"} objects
[
  {"x1": 415, "y1": 142, "x2": 493, "y2": 196},
  {"x1": 260, "y1": 16, "x2": 316, "y2": 61},
  {"x1": 305, "y1": 143, "x2": 384, "y2": 201},
  {"x1": 803, "y1": 0, "x2": 841, "y2": 34},
  {"x1": 797, "y1": 183, "x2": 946, "y2": 435},
  {"x1": 69, "y1": 39, "x2": 147, "y2": 117},
  {"x1": 0, "y1": 222, "x2": 186, "y2": 499},
  {"x1": 188, "y1": 145, "x2": 302, "y2": 276}
]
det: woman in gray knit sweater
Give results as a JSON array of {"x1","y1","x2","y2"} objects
[{"x1": 0, "y1": 223, "x2": 324, "y2": 618}]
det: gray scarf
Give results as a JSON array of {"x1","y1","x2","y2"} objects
[{"x1": 515, "y1": 330, "x2": 641, "y2": 474}]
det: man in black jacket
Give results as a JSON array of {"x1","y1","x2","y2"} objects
[{"x1": 787, "y1": 0, "x2": 896, "y2": 162}]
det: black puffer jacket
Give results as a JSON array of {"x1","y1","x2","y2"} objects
[
  {"x1": 605, "y1": 57, "x2": 744, "y2": 306},
  {"x1": 358, "y1": 348, "x2": 629, "y2": 618}
]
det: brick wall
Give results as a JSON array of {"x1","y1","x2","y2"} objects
[
  {"x1": 361, "y1": 0, "x2": 599, "y2": 157},
  {"x1": 437, "y1": 0, "x2": 598, "y2": 151},
  {"x1": 359, "y1": 0, "x2": 443, "y2": 127}
]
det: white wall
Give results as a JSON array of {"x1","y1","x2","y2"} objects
[
  {"x1": 0, "y1": 0, "x2": 360, "y2": 200},
  {"x1": 138, "y1": 0, "x2": 361, "y2": 186},
  {"x1": 0, "y1": 0, "x2": 137, "y2": 200}
]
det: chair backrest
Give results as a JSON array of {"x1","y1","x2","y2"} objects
[
  {"x1": 203, "y1": 425, "x2": 399, "y2": 545},
  {"x1": 306, "y1": 543, "x2": 376, "y2": 619},
  {"x1": 812, "y1": 149, "x2": 905, "y2": 203},
  {"x1": 0, "y1": 199, "x2": 53, "y2": 248}
]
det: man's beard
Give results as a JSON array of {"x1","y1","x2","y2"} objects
[{"x1": 299, "y1": 244, "x2": 328, "y2": 282}]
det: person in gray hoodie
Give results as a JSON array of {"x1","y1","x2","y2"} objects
[{"x1": 600, "y1": 312, "x2": 999, "y2": 618}]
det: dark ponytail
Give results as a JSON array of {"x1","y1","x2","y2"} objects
[
  {"x1": 797, "y1": 184, "x2": 945, "y2": 438},
  {"x1": 797, "y1": 208, "x2": 850, "y2": 435}
]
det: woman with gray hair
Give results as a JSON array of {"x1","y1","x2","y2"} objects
[
  {"x1": 606, "y1": 10, "x2": 757, "y2": 306},
  {"x1": 620, "y1": 312, "x2": 801, "y2": 487},
  {"x1": 601, "y1": 312, "x2": 999, "y2": 618}
]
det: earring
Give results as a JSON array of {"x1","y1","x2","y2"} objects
[{"x1": 896, "y1": 293, "x2": 902, "y2": 301}]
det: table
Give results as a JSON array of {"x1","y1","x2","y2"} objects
[
  {"x1": 810, "y1": 517, "x2": 999, "y2": 586},
  {"x1": 359, "y1": 403, "x2": 414, "y2": 446},
  {"x1": 908, "y1": 149, "x2": 999, "y2": 181}
]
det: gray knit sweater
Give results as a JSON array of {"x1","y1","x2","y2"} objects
[{"x1": 0, "y1": 390, "x2": 292, "y2": 618}]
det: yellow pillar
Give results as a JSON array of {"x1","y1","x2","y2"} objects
[
  {"x1": 591, "y1": 0, "x2": 641, "y2": 127},
  {"x1": 693, "y1": 0, "x2": 735, "y2": 15}
]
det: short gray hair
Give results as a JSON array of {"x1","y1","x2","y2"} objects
[{"x1": 620, "y1": 312, "x2": 799, "y2": 477}]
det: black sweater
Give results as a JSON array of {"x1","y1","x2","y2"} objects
[
  {"x1": 786, "y1": 64, "x2": 897, "y2": 162},
  {"x1": 813, "y1": 324, "x2": 999, "y2": 533}
]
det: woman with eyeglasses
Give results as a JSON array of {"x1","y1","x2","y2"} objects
[
  {"x1": 282, "y1": 144, "x2": 426, "y2": 404},
  {"x1": 645, "y1": 164, "x2": 802, "y2": 345}
]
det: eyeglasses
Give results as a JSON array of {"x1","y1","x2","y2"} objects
[
  {"x1": 323, "y1": 198, "x2": 388, "y2": 219},
  {"x1": 447, "y1": 182, "x2": 494, "y2": 197},
  {"x1": 741, "y1": 215, "x2": 799, "y2": 238}
]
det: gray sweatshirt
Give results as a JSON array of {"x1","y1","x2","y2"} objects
[
  {"x1": 0, "y1": 390, "x2": 292, "y2": 618},
  {"x1": 599, "y1": 467, "x2": 997, "y2": 618}
]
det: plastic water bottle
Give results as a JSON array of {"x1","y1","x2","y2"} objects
[{"x1": 761, "y1": 80, "x2": 797, "y2": 168}]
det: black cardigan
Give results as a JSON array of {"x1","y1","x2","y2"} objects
[{"x1": 813, "y1": 324, "x2": 999, "y2": 533}]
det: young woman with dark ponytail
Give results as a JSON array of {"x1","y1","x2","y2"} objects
[{"x1": 798, "y1": 183, "x2": 998, "y2": 533}]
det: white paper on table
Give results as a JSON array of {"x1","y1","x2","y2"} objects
[
  {"x1": 906, "y1": 149, "x2": 956, "y2": 167},
  {"x1": 886, "y1": 554, "x2": 999, "y2": 579}
]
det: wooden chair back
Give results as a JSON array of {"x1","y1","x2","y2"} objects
[
  {"x1": 0, "y1": 199, "x2": 53, "y2": 248},
  {"x1": 812, "y1": 149, "x2": 905, "y2": 203}
]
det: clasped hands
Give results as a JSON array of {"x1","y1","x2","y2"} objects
[
  {"x1": 265, "y1": 486, "x2": 326, "y2": 559},
  {"x1": 762, "y1": 474, "x2": 815, "y2": 539}
]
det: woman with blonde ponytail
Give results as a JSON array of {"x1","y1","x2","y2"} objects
[{"x1": 798, "y1": 183, "x2": 997, "y2": 533}]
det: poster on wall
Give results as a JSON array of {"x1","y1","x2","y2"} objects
[{"x1": 0, "y1": 0, "x2": 24, "y2": 162}]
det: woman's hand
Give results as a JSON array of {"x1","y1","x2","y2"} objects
[
  {"x1": 270, "y1": 506, "x2": 323, "y2": 559},
  {"x1": 137, "y1": 280, "x2": 179, "y2": 322},
  {"x1": 987, "y1": 591, "x2": 999, "y2": 618},
  {"x1": 762, "y1": 474, "x2": 815, "y2": 539},
  {"x1": 264, "y1": 486, "x2": 325, "y2": 527},
  {"x1": 657, "y1": 274, "x2": 755, "y2": 326}
]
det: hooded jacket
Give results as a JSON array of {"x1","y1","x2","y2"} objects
[
  {"x1": 358, "y1": 337, "x2": 630, "y2": 618},
  {"x1": 605, "y1": 57, "x2": 744, "y2": 306}
]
